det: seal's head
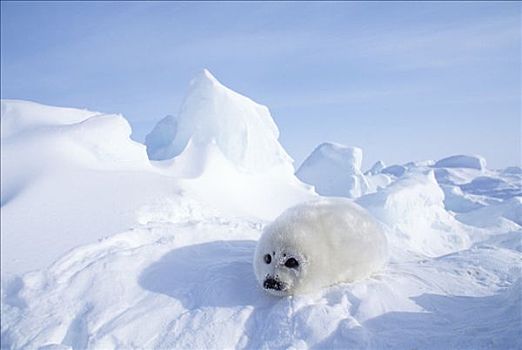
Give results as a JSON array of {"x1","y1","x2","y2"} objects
[
  {"x1": 253, "y1": 208, "x2": 316, "y2": 296},
  {"x1": 254, "y1": 242, "x2": 306, "y2": 296}
]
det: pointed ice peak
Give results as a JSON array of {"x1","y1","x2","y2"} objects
[
  {"x1": 201, "y1": 68, "x2": 218, "y2": 81},
  {"x1": 190, "y1": 68, "x2": 222, "y2": 89},
  {"x1": 145, "y1": 69, "x2": 293, "y2": 172}
]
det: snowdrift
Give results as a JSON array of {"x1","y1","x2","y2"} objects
[
  {"x1": 146, "y1": 70, "x2": 314, "y2": 220},
  {"x1": 434, "y1": 154, "x2": 487, "y2": 170},
  {"x1": 146, "y1": 69, "x2": 293, "y2": 173},
  {"x1": 457, "y1": 196, "x2": 522, "y2": 230},
  {"x1": 2, "y1": 206, "x2": 519, "y2": 349},
  {"x1": 0, "y1": 99, "x2": 177, "y2": 274},
  {"x1": 296, "y1": 143, "x2": 368, "y2": 198},
  {"x1": 296, "y1": 143, "x2": 379, "y2": 198},
  {"x1": 1, "y1": 71, "x2": 521, "y2": 349},
  {"x1": 1, "y1": 99, "x2": 150, "y2": 171},
  {"x1": 0, "y1": 71, "x2": 313, "y2": 274},
  {"x1": 357, "y1": 170, "x2": 471, "y2": 257}
]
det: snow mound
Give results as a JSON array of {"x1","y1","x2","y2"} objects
[
  {"x1": 2, "y1": 217, "x2": 520, "y2": 349},
  {"x1": 3, "y1": 77, "x2": 521, "y2": 349},
  {"x1": 433, "y1": 161, "x2": 520, "y2": 205},
  {"x1": 457, "y1": 196, "x2": 522, "y2": 229},
  {"x1": 296, "y1": 143, "x2": 370, "y2": 198},
  {"x1": 0, "y1": 99, "x2": 163, "y2": 274},
  {"x1": 144, "y1": 115, "x2": 178, "y2": 160},
  {"x1": 1, "y1": 99, "x2": 98, "y2": 139},
  {"x1": 434, "y1": 167, "x2": 484, "y2": 186},
  {"x1": 434, "y1": 154, "x2": 486, "y2": 170},
  {"x1": 440, "y1": 184, "x2": 487, "y2": 213},
  {"x1": 1, "y1": 88, "x2": 314, "y2": 274},
  {"x1": 146, "y1": 69, "x2": 292, "y2": 172},
  {"x1": 1, "y1": 99, "x2": 149, "y2": 171},
  {"x1": 171, "y1": 140, "x2": 314, "y2": 220},
  {"x1": 357, "y1": 170, "x2": 471, "y2": 257},
  {"x1": 460, "y1": 176, "x2": 522, "y2": 199}
]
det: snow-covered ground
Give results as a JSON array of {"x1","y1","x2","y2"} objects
[{"x1": 1, "y1": 70, "x2": 520, "y2": 349}]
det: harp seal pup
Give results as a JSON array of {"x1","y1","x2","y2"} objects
[{"x1": 254, "y1": 198, "x2": 387, "y2": 296}]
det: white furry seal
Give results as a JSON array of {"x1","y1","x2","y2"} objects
[{"x1": 254, "y1": 198, "x2": 387, "y2": 296}]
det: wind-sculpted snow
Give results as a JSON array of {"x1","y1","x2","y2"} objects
[
  {"x1": 1, "y1": 99, "x2": 98, "y2": 139},
  {"x1": 1, "y1": 80, "x2": 313, "y2": 274},
  {"x1": 0, "y1": 100, "x2": 160, "y2": 273},
  {"x1": 141, "y1": 70, "x2": 314, "y2": 219},
  {"x1": 296, "y1": 143, "x2": 371, "y2": 198},
  {"x1": 434, "y1": 154, "x2": 487, "y2": 170},
  {"x1": 1, "y1": 99, "x2": 150, "y2": 173},
  {"x1": 440, "y1": 184, "x2": 487, "y2": 213},
  {"x1": 460, "y1": 175, "x2": 522, "y2": 199},
  {"x1": 2, "y1": 148, "x2": 521, "y2": 349},
  {"x1": 357, "y1": 170, "x2": 472, "y2": 257},
  {"x1": 457, "y1": 197, "x2": 522, "y2": 229},
  {"x1": 146, "y1": 69, "x2": 293, "y2": 173},
  {"x1": 2, "y1": 205, "x2": 520, "y2": 349},
  {"x1": 430, "y1": 159, "x2": 521, "y2": 220},
  {"x1": 2, "y1": 80, "x2": 521, "y2": 348}
]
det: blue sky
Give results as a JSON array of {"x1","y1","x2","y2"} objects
[{"x1": 1, "y1": 1, "x2": 520, "y2": 169}]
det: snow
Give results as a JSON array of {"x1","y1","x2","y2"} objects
[
  {"x1": 0, "y1": 99, "x2": 162, "y2": 274},
  {"x1": 173, "y1": 140, "x2": 314, "y2": 220},
  {"x1": 146, "y1": 69, "x2": 293, "y2": 173},
  {"x1": 0, "y1": 99, "x2": 97, "y2": 139},
  {"x1": 0, "y1": 99, "x2": 150, "y2": 172},
  {"x1": 434, "y1": 154, "x2": 487, "y2": 170},
  {"x1": 296, "y1": 143, "x2": 371, "y2": 198},
  {"x1": 460, "y1": 176, "x2": 522, "y2": 199},
  {"x1": 357, "y1": 170, "x2": 472, "y2": 257},
  {"x1": 0, "y1": 73, "x2": 312, "y2": 275},
  {"x1": 503, "y1": 166, "x2": 522, "y2": 175},
  {"x1": 1, "y1": 70, "x2": 521, "y2": 349},
  {"x1": 3, "y1": 214, "x2": 519, "y2": 349},
  {"x1": 457, "y1": 196, "x2": 522, "y2": 229},
  {"x1": 381, "y1": 164, "x2": 407, "y2": 177},
  {"x1": 440, "y1": 184, "x2": 487, "y2": 213},
  {"x1": 365, "y1": 160, "x2": 386, "y2": 175},
  {"x1": 144, "y1": 115, "x2": 178, "y2": 161}
]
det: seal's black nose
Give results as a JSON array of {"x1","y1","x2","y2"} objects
[{"x1": 263, "y1": 278, "x2": 282, "y2": 290}]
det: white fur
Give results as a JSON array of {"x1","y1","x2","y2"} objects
[{"x1": 254, "y1": 197, "x2": 388, "y2": 296}]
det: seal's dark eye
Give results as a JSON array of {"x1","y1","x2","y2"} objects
[
  {"x1": 285, "y1": 258, "x2": 299, "y2": 269},
  {"x1": 264, "y1": 254, "x2": 271, "y2": 264}
]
